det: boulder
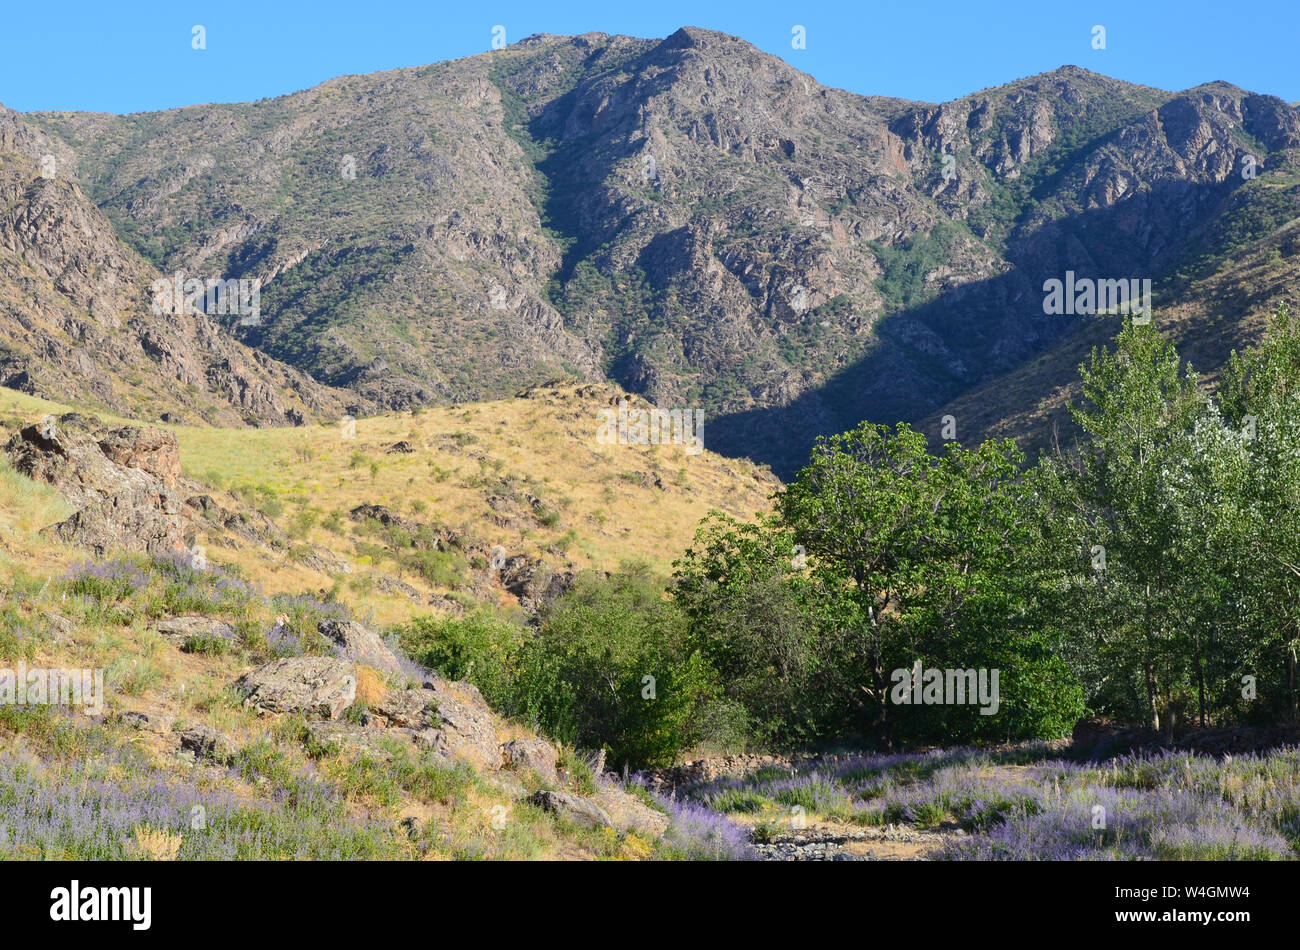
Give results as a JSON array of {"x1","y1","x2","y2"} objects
[
  {"x1": 236, "y1": 656, "x2": 357, "y2": 720},
  {"x1": 318, "y1": 618, "x2": 403, "y2": 675},
  {"x1": 155, "y1": 616, "x2": 236, "y2": 646},
  {"x1": 529, "y1": 790, "x2": 613, "y2": 829},
  {"x1": 178, "y1": 723, "x2": 237, "y2": 763},
  {"x1": 502, "y1": 737, "x2": 559, "y2": 784}
]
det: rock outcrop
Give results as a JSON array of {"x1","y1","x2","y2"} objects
[
  {"x1": 236, "y1": 656, "x2": 358, "y2": 720},
  {"x1": 5, "y1": 415, "x2": 189, "y2": 556},
  {"x1": 529, "y1": 790, "x2": 614, "y2": 829},
  {"x1": 318, "y1": 618, "x2": 404, "y2": 675}
]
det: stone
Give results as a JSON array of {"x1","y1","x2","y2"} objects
[
  {"x1": 43, "y1": 612, "x2": 75, "y2": 643},
  {"x1": 502, "y1": 737, "x2": 559, "y2": 784},
  {"x1": 155, "y1": 616, "x2": 236, "y2": 646},
  {"x1": 317, "y1": 618, "x2": 403, "y2": 675},
  {"x1": 178, "y1": 723, "x2": 236, "y2": 762},
  {"x1": 121, "y1": 709, "x2": 175, "y2": 734},
  {"x1": 529, "y1": 790, "x2": 614, "y2": 829},
  {"x1": 236, "y1": 656, "x2": 357, "y2": 720}
]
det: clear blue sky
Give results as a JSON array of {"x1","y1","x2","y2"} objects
[{"x1": 3, "y1": 0, "x2": 1297, "y2": 114}]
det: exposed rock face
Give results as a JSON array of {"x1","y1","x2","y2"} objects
[
  {"x1": 236, "y1": 656, "x2": 358, "y2": 720},
  {"x1": 96, "y1": 427, "x2": 182, "y2": 490},
  {"x1": 373, "y1": 573, "x2": 423, "y2": 603},
  {"x1": 4, "y1": 415, "x2": 189, "y2": 556},
  {"x1": 0, "y1": 112, "x2": 361, "y2": 427},
  {"x1": 420, "y1": 678, "x2": 504, "y2": 769},
  {"x1": 348, "y1": 504, "x2": 466, "y2": 555},
  {"x1": 186, "y1": 492, "x2": 285, "y2": 549},
  {"x1": 500, "y1": 556, "x2": 575, "y2": 611},
  {"x1": 368, "y1": 686, "x2": 440, "y2": 729}
]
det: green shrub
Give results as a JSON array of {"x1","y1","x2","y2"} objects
[{"x1": 396, "y1": 609, "x2": 525, "y2": 709}]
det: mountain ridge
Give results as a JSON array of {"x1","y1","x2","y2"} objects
[{"x1": 1, "y1": 28, "x2": 1296, "y2": 471}]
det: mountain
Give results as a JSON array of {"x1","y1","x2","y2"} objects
[
  {"x1": 9, "y1": 27, "x2": 1300, "y2": 472},
  {"x1": 0, "y1": 107, "x2": 358, "y2": 426}
]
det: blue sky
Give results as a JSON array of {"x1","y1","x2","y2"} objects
[{"x1": 3, "y1": 0, "x2": 1297, "y2": 114}]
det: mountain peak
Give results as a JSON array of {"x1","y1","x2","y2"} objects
[{"x1": 661, "y1": 25, "x2": 752, "y2": 51}]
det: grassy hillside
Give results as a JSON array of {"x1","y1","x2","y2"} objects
[
  {"x1": 0, "y1": 382, "x2": 775, "y2": 861},
  {"x1": 0, "y1": 382, "x2": 778, "y2": 626}
]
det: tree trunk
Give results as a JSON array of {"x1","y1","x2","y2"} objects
[
  {"x1": 1289, "y1": 649, "x2": 1298, "y2": 725},
  {"x1": 1195, "y1": 631, "x2": 1206, "y2": 728},
  {"x1": 1145, "y1": 664, "x2": 1160, "y2": 732},
  {"x1": 874, "y1": 655, "x2": 890, "y2": 748}
]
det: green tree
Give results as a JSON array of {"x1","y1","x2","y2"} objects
[
  {"x1": 396, "y1": 608, "x2": 526, "y2": 710},
  {"x1": 1037, "y1": 318, "x2": 1234, "y2": 730},
  {"x1": 776, "y1": 421, "x2": 1071, "y2": 743},
  {"x1": 673, "y1": 513, "x2": 857, "y2": 746},
  {"x1": 1220, "y1": 304, "x2": 1300, "y2": 722},
  {"x1": 514, "y1": 566, "x2": 715, "y2": 769}
]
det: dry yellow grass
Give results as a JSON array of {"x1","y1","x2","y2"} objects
[
  {"x1": 170, "y1": 384, "x2": 777, "y2": 625},
  {"x1": 354, "y1": 666, "x2": 389, "y2": 707},
  {"x1": 0, "y1": 383, "x2": 778, "y2": 627}
]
